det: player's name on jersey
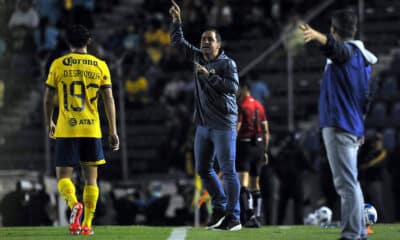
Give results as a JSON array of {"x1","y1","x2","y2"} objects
[
  {"x1": 64, "y1": 70, "x2": 101, "y2": 80},
  {"x1": 63, "y1": 57, "x2": 98, "y2": 66}
]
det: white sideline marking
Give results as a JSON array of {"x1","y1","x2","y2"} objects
[{"x1": 167, "y1": 227, "x2": 187, "y2": 240}]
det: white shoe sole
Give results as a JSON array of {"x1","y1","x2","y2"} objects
[
  {"x1": 229, "y1": 224, "x2": 242, "y2": 231},
  {"x1": 205, "y1": 216, "x2": 225, "y2": 230},
  {"x1": 212, "y1": 223, "x2": 242, "y2": 231}
]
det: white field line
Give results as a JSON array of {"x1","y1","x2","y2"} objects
[{"x1": 167, "y1": 227, "x2": 187, "y2": 240}]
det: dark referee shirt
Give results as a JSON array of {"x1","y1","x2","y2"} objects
[{"x1": 238, "y1": 95, "x2": 267, "y2": 139}]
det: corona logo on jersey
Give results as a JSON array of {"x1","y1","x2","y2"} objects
[{"x1": 62, "y1": 57, "x2": 98, "y2": 67}]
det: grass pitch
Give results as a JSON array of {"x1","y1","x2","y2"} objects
[{"x1": 0, "y1": 224, "x2": 399, "y2": 240}]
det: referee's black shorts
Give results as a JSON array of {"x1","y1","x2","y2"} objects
[{"x1": 236, "y1": 139, "x2": 265, "y2": 176}]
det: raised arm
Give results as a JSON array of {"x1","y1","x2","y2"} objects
[
  {"x1": 169, "y1": 0, "x2": 201, "y2": 55},
  {"x1": 300, "y1": 24, "x2": 352, "y2": 64}
]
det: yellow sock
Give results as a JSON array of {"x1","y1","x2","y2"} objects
[
  {"x1": 57, "y1": 178, "x2": 78, "y2": 209},
  {"x1": 82, "y1": 185, "x2": 99, "y2": 228}
]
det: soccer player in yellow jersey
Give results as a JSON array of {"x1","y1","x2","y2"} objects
[{"x1": 43, "y1": 25, "x2": 119, "y2": 235}]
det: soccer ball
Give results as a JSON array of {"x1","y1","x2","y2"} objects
[
  {"x1": 316, "y1": 206, "x2": 332, "y2": 226},
  {"x1": 304, "y1": 212, "x2": 319, "y2": 225},
  {"x1": 364, "y1": 203, "x2": 378, "y2": 225}
]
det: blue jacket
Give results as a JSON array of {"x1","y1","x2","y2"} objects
[
  {"x1": 170, "y1": 23, "x2": 239, "y2": 130},
  {"x1": 319, "y1": 34, "x2": 378, "y2": 137}
]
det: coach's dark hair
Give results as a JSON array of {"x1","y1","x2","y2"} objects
[
  {"x1": 203, "y1": 29, "x2": 222, "y2": 43},
  {"x1": 66, "y1": 25, "x2": 91, "y2": 48},
  {"x1": 331, "y1": 9, "x2": 357, "y2": 39}
]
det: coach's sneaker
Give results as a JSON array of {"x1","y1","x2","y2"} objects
[
  {"x1": 214, "y1": 214, "x2": 242, "y2": 231},
  {"x1": 69, "y1": 202, "x2": 83, "y2": 235},
  {"x1": 206, "y1": 208, "x2": 226, "y2": 229},
  {"x1": 81, "y1": 225, "x2": 94, "y2": 235}
]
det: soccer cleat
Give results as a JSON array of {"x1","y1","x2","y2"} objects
[
  {"x1": 206, "y1": 208, "x2": 226, "y2": 229},
  {"x1": 81, "y1": 225, "x2": 94, "y2": 235},
  {"x1": 214, "y1": 214, "x2": 242, "y2": 231},
  {"x1": 69, "y1": 202, "x2": 83, "y2": 235},
  {"x1": 69, "y1": 223, "x2": 81, "y2": 235}
]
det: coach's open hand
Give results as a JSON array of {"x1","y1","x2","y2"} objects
[
  {"x1": 299, "y1": 23, "x2": 327, "y2": 45},
  {"x1": 169, "y1": 0, "x2": 182, "y2": 24}
]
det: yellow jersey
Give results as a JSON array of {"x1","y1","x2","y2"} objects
[{"x1": 46, "y1": 53, "x2": 112, "y2": 138}]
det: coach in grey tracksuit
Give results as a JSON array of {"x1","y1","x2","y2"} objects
[
  {"x1": 169, "y1": 0, "x2": 241, "y2": 231},
  {"x1": 301, "y1": 10, "x2": 377, "y2": 240}
]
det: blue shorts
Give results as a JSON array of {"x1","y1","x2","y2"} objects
[{"x1": 55, "y1": 138, "x2": 106, "y2": 167}]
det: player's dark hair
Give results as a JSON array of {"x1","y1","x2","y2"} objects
[
  {"x1": 66, "y1": 24, "x2": 91, "y2": 48},
  {"x1": 331, "y1": 9, "x2": 357, "y2": 39},
  {"x1": 204, "y1": 29, "x2": 222, "y2": 43}
]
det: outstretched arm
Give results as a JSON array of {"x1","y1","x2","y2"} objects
[
  {"x1": 169, "y1": 0, "x2": 201, "y2": 55},
  {"x1": 169, "y1": 0, "x2": 182, "y2": 24},
  {"x1": 100, "y1": 88, "x2": 119, "y2": 151},
  {"x1": 300, "y1": 24, "x2": 352, "y2": 64}
]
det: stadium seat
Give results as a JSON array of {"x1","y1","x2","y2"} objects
[
  {"x1": 380, "y1": 76, "x2": 398, "y2": 97},
  {"x1": 369, "y1": 102, "x2": 387, "y2": 123},
  {"x1": 382, "y1": 128, "x2": 396, "y2": 151},
  {"x1": 364, "y1": 128, "x2": 377, "y2": 139},
  {"x1": 390, "y1": 102, "x2": 400, "y2": 122}
]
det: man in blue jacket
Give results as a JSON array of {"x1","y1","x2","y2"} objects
[
  {"x1": 300, "y1": 10, "x2": 377, "y2": 240},
  {"x1": 169, "y1": 0, "x2": 241, "y2": 231}
]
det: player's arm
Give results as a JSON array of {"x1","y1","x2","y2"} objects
[
  {"x1": 169, "y1": 0, "x2": 201, "y2": 55},
  {"x1": 100, "y1": 88, "x2": 119, "y2": 151},
  {"x1": 43, "y1": 87, "x2": 56, "y2": 139},
  {"x1": 300, "y1": 24, "x2": 352, "y2": 64}
]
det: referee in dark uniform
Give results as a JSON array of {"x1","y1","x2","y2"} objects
[{"x1": 237, "y1": 80, "x2": 269, "y2": 227}]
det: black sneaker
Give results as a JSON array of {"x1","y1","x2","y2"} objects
[
  {"x1": 206, "y1": 208, "x2": 226, "y2": 229},
  {"x1": 244, "y1": 216, "x2": 261, "y2": 228},
  {"x1": 214, "y1": 215, "x2": 242, "y2": 231}
]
